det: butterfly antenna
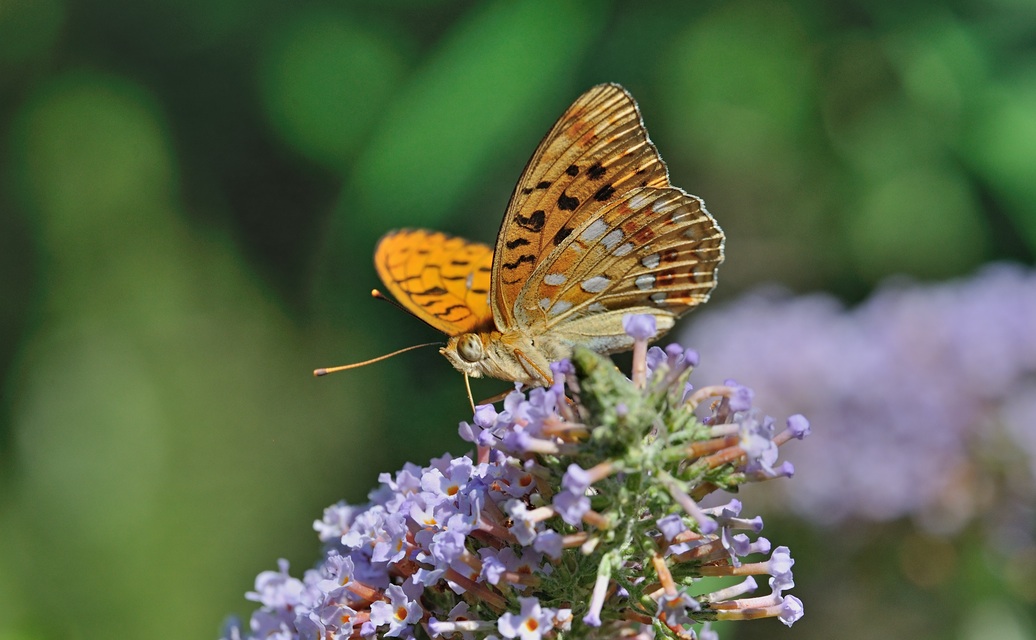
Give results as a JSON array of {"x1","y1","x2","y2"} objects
[
  {"x1": 313, "y1": 342, "x2": 442, "y2": 376},
  {"x1": 371, "y1": 289, "x2": 426, "y2": 324}
]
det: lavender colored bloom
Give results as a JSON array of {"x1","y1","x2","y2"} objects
[
  {"x1": 582, "y1": 571, "x2": 609, "y2": 627},
  {"x1": 553, "y1": 608, "x2": 574, "y2": 632},
  {"x1": 422, "y1": 458, "x2": 475, "y2": 498},
  {"x1": 647, "y1": 343, "x2": 699, "y2": 376},
  {"x1": 657, "y1": 590, "x2": 700, "y2": 626},
  {"x1": 478, "y1": 548, "x2": 509, "y2": 585},
  {"x1": 623, "y1": 313, "x2": 657, "y2": 340},
  {"x1": 312, "y1": 501, "x2": 360, "y2": 543},
  {"x1": 369, "y1": 584, "x2": 422, "y2": 637},
  {"x1": 682, "y1": 263, "x2": 1036, "y2": 536},
  {"x1": 727, "y1": 382, "x2": 754, "y2": 413},
  {"x1": 656, "y1": 513, "x2": 687, "y2": 541},
  {"x1": 549, "y1": 359, "x2": 574, "y2": 393},
  {"x1": 739, "y1": 413, "x2": 779, "y2": 474},
  {"x1": 553, "y1": 490, "x2": 590, "y2": 526},
  {"x1": 371, "y1": 512, "x2": 409, "y2": 564},
  {"x1": 779, "y1": 595, "x2": 805, "y2": 626},
  {"x1": 429, "y1": 529, "x2": 467, "y2": 565},
  {"x1": 561, "y1": 464, "x2": 592, "y2": 494},
  {"x1": 504, "y1": 500, "x2": 541, "y2": 546},
  {"x1": 533, "y1": 530, "x2": 563, "y2": 559},
  {"x1": 766, "y1": 546, "x2": 795, "y2": 590},
  {"x1": 785, "y1": 414, "x2": 810, "y2": 438},
  {"x1": 722, "y1": 531, "x2": 752, "y2": 559},
  {"x1": 475, "y1": 404, "x2": 498, "y2": 427},
  {"x1": 225, "y1": 343, "x2": 808, "y2": 639},
  {"x1": 718, "y1": 514, "x2": 763, "y2": 533},
  {"x1": 246, "y1": 559, "x2": 305, "y2": 609},
  {"x1": 314, "y1": 551, "x2": 353, "y2": 593},
  {"x1": 459, "y1": 403, "x2": 495, "y2": 443},
  {"x1": 704, "y1": 499, "x2": 742, "y2": 518},
  {"x1": 498, "y1": 597, "x2": 556, "y2": 640}
]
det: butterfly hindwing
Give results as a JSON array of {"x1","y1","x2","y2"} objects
[
  {"x1": 374, "y1": 230, "x2": 495, "y2": 336},
  {"x1": 492, "y1": 84, "x2": 671, "y2": 329},
  {"x1": 514, "y1": 186, "x2": 724, "y2": 330}
]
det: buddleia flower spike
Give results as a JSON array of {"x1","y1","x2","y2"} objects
[{"x1": 223, "y1": 313, "x2": 809, "y2": 640}]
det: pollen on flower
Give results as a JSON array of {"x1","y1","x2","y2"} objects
[{"x1": 222, "y1": 314, "x2": 807, "y2": 640}]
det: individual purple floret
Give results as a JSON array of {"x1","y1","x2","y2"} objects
[{"x1": 224, "y1": 315, "x2": 808, "y2": 640}]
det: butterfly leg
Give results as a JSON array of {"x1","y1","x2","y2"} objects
[
  {"x1": 513, "y1": 349, "x2": 554, "y2": 387},
  {"x1": 464, "y1": 373, "x2": 476, "y2": 414},
  {"x1": 464, "y1": 374, "x2": 495, "y2": 464}
]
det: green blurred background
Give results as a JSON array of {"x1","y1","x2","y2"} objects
[{"x1": 0, "y1": 0, "x2": 1033, "y2": 638}]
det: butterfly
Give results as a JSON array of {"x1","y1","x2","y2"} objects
[{"x1": 372, "y1": 84, "x2": 724, "y2": 388}]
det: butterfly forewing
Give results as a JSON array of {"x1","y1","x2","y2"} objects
[
  {"x1": 374, "y1": 230, "x2": 495, "y2": 336},
  {"x1": 491, "y1": 84, "x2": 671, "y2": 328}
]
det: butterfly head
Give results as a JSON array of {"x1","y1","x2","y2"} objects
[
  {"x1": 440, "y1": 332, "x2": 488, "y2": 379},
  {"x1": 441, "y1": 330, "x2": 556, "y2": 388}
]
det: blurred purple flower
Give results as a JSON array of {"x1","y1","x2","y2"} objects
[{"x1": 682, "y1": 263, "x2": 1036, "y2": 535}]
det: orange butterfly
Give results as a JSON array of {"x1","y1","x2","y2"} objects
[{"x1": 368, "y1": 84, "x2": 723, "y2": 388}]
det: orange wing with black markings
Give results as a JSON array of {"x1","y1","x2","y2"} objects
[
  {"x1": 491, "y1": 83, "x2": 671, "y2": 328},
  {"x1": 374, "y1": 230, "x2": 494, "y2": 336}
]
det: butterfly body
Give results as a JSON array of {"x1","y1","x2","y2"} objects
[
  {"x1": 440, "y1": 312, "x2": 679, "y2": 387},
  {"x1": 374, "y1": 84, "x2": 724, "y2": 387},
  {"x1": 441, "y1": 328, "x2": 556, "y2": 387}
]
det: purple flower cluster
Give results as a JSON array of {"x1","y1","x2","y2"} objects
[
  {"x1": 223, "y1": 315, "x2": 809, "y2": 640},
  {"x1": 681, "y1": 263, "x2": 1036, "y2": 536}
]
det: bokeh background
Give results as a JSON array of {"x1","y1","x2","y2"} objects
[{"x1": 1, "y1": 0, "x2": 1034, "y2": 638}]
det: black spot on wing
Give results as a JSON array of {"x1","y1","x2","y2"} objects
[
  {"x1": 435, "y1": 304, "x2": 470, "y2": 317},
  {"x1": 557, "y1": 192, "x2": 579, "y2": 211},
  {"x1": 413, "y1": 286, "x2": 448, "y2": 296},
  {"x1": 502, "y1": 254, "x2": 536, "y2": 270},
  {"x1": 536, "y1": 180, "x2": 552, "y2": 190},
  {"x1": 553, "y1": 226, "x2": 573, "y2": 246},
  {"x1": 593, "y1": 184, "x2": 616, "y2": 201},
  {"x1": 587, "y1": 163, "x2": 606, "y2": 179},
  {"x1": 565, "y1": 164, "x2": 579, "y2": 176},
  {"x1": 515, "y1": 210, "x2": 546, "y2": 232},
  {"x1": 506, "y1": 237, "x2": 531, "y2": 249}
]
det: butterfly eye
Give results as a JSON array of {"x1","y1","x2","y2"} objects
[{"x1": 457, "y1": 333, "x2": 484, "y2": 363}]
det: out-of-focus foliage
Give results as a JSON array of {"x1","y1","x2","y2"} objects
[{"x1": 0, "y1": 1, "x2": 1032, "y2": 639}]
